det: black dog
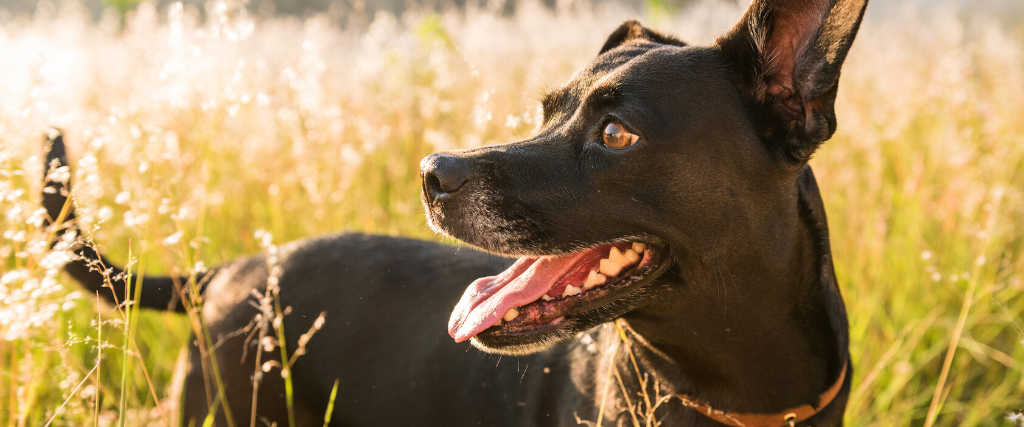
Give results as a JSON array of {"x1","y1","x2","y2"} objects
[{"x1": 44, "y1": 0, "x2": 867, "y2": 425}]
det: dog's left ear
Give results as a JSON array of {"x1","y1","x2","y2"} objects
[
  {"x1": 716, "y1": 0, "x2": 868, "y2": 165},
  {"x1": 599, "y1": 20, "x2": 685, "y2": 55}
]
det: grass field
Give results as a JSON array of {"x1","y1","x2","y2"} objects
[{"x1": 1, "y1": 0, "x2": 1023, "y2": 425}]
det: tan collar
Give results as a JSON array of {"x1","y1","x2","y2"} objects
[{"x1": 677, "y1": 361, "x2": 848, "y2": 427}]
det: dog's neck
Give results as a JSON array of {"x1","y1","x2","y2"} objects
[{"x1": 622, "y1": 168, "x2": 847, "y2": 415}]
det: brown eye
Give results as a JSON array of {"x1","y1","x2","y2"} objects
[{"x1": 602, "y1": 121, "x2": 639, "y2": 149}]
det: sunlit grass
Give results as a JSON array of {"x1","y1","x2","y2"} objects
[{"x1": 0, "y1": 0, "x2": 1022, "y2": 425}]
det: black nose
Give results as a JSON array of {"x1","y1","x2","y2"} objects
[{"x1": 421, "y1": 153, "x2": 471, "y2": 203}]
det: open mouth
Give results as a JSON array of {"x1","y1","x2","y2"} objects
[{"x1": 448, "y1": 242, "x2": 664, "y2": 343}]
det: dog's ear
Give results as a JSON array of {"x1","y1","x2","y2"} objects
[
  {"x1": 599, "y1": 20, "x2": 685, "y2": 55},
  {"x1": 716, "y1": 0, "x2": 868, "y2": 165}
]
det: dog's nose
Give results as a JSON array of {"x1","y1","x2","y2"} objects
[{"x1": 421, "y1": 153, "x2": 471, "y2": 202}]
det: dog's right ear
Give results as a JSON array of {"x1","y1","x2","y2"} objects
[
  {"x1": 599, "y1": 20, "x2": 685, "y2": 55},
  {"x1": 716, "y1": 0, "x2": 868, "y2": 166}
]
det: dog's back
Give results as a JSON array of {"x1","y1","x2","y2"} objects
[
  {"x1": 189, "y1": 233, "x2": 530, "y2": 425},
  {"x1": 41, "y1": 143, "x2": 545, "y2": 424}
]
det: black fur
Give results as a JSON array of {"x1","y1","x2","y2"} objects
[{"x1": 46, "y1": 0, "x2": 867, "y2": 425}]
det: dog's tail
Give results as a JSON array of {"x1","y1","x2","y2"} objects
[{"x1": 43, "y1": 131, "x2": 202, "y2": 313}]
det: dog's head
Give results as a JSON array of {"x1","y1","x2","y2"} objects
[{"x1": 423, "y1": 0, "x2": 867, "y2": 355}]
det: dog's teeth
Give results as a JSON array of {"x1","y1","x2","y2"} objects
[
  {"x1": 599, "y1": 258, "x2": 623, "y2": 277},
  {"x1": 624, "y1": 248, "x2": 640, "y2": 264},
  {"x1": 562, "y1": 285, "x2": 581, "y2": 297},
  {"x1": 542, "y1": 294, "x2": 554, "y2": 301},
  {"x1": 583, "y1": 270, "x2": 607, "y2": 289},
  {"x1": 494, "y1": 318, "x2": 502, "y2": 327},
  {"x1": 503, "y1": 308, "x2": 519, "y2": 321},
  {"x1": 632, "y1": 242, "x2": 646, "y2": 253},
  {"x1": 608, "y1": 247, "x2": 631, "y2": 267}
]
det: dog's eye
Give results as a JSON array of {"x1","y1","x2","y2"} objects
[{"x1": 602, "y1": 122, "x2": 639, "y2": 149}]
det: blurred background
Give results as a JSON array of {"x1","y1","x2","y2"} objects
[
  {"x1": 0, "y1": 0, "x2": 1022, "y2": 425},
  {"x1": 1, "y1": 0, "x2": 1024, "y2": 24}
]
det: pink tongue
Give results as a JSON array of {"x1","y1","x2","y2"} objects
[{"x1": 448, "y1": 251, "x2": 591, "y2": 342}]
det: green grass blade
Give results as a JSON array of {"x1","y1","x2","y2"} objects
[{"x1": 322, "y1": 378, "x2": 340, "y2": 427}]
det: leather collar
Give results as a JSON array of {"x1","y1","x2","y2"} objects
[{"x1": 677, "y1": 361, "x2": 848, "y2": 427}]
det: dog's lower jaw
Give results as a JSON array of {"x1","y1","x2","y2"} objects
[{"x1": 468, "y1": 318, "x2": 573, "y2": 356}]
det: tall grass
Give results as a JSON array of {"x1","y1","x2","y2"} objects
[{"x1": 0, "y1": 0, "x2": 1022, "y2": 425}]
